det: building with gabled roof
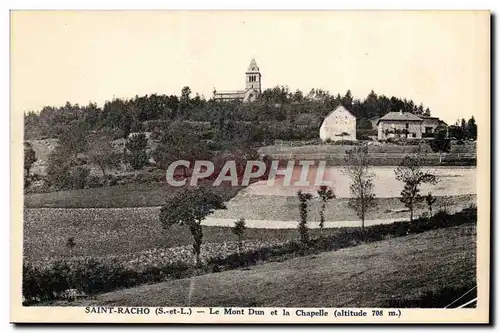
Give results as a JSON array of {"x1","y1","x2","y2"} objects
[
  {"x1": 376, "y1": 110, "x2": 424, "y2": 140},
  {"x1": 213, "y1": 58, "x2": 262, "y2": 103},
  {"x1": 319, "y1": 105, "x2": 357, "y2": 142}
]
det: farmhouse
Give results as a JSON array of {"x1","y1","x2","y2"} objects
[
  {"x1": 377, "y1": 111, "x2": 423, "y2": 140},
  {"x1": 213, "y1": 58, "x2": 262, "y2": 103},
  {"x1": 319, "y1": 105, "x2": 356, "y2": 142}
]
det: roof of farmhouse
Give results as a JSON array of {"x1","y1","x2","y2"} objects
[
  {"x1": 325, "y1": 105, "x2": 355, "y2": 118},
  {"x1": 378, "y1": 111, "x2": 423, "y2": 123}
]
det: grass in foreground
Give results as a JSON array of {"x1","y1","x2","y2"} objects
[{"x1": 62, "y1": 224, "x2": 476, "y2": 308}]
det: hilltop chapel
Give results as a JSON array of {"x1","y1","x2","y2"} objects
[{"x1": 213, "y1": 58, "x2": 262, "y2": 103}]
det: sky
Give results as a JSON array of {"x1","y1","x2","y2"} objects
[{"x1": 11, "y1": 10, "x2": 490, "y2": 124}]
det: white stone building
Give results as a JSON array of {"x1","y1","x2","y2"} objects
[{"x1": 319, "y1": 105, "x2": 357, "y2": 142}]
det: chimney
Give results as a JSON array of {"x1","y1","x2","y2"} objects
[{"x1": 399, "y1": 109, "x2": 403, "y2": 115}]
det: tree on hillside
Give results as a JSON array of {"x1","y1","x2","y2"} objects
[
  {"x1": 24, "y1": 142, "x2": 37, "y2": 177},
  {"x1": 159, "y1": 187, "x2": 226, "y2": 266},
  {"x1": 232, "y1": 218, "x2": 247, "y2": 254},
  {"x1": 58, "y1": 126, "x2": 88, "y2": 160},
  {"x1": 154, "y1": 124, "x2": 212, "y2": 176},
  {"x1": 87, "y1": 136, "x2": 120, "y2": 177},
  {"x1": 46, "y1": 147, "x2": 72, "y2": 190},
  {"x1": 126, "y1": 133, "x2": 148, "y2": 172},
  {"x1": 317, "y1": 186, "x2": 335, "y2": 229},
  {"x1": 341, "y1": 90, "x2": 354, "y2": 109},
  {"x1": 120, "y1": 111, "x2": 133, "y2": 139},
  {"x1": 297, "y1": 190, "x2": 313, "y2": 244},
  {"x1": 429, "y1": 129, "x2": 451, "y2": 164},
  {"x1": 395, "y1": 149, "x2": 438, "y2": 222},
  {"x1": 342, "y1": 145, "x2": 377, "y2": 230},
  {"x1": 181, "y1": 86, "x2": 192, "y2": 104}
]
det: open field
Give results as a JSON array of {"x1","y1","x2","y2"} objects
[
  {"x1": 24, "y1": 182, "x2": 243, "y2": 208},
  {"x1": 24, "y1": 193, "x2": 475, "y2": 261},
  {"x1": 23, "y1": 207, "x2": 343, "y2": 261},
  {"x1": 62, "y1": 224, "x2": 476, "y2": 307}
]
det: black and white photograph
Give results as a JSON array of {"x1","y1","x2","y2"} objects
[{"x1": 10, "y1": 9, "x2": 490, "y2": 324}]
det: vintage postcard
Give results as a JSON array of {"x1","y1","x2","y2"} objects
[{"x1": 10, "y1": 10, "x2": 490, "y2": 324}]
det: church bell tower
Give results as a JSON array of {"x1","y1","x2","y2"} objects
[{"x1": 245, "y1": 58, "x2": 261, "y2": 93}]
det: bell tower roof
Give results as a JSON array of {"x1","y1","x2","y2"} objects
[{"x1": 247, "y1": 58, "x2": 259, "y2": 72}]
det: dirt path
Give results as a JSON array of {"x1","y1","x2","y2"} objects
[{"x1": 203, "y1": 204, "x2": 465, "y2": 229}]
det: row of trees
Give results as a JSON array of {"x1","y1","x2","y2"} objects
[
  {"x1": 159, "y1": 145, "x2": 439, "y2": 266},
  {"x1": 24, "y1": 87, "x2": 434, "y2": 140}
]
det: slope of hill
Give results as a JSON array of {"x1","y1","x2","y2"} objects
[{"x1": 62, "y1": 224, "x2": 476, "y2": 308}]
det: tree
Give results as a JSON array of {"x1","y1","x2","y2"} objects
[
  {"x1": 159, "y1": 187, "x2": 226, "y2": 266},
  {"x1": 317, "y1": 186, "x2": 335, "y2": 229},
  {"x1": 342, "y1": 145, "x2": 377, "y2": 229},
  {"x1": 460, "y1": 118, "x2": 467, "y2": 133},
  {"x1": 341, "y1": 90, "x2": 353, "y2": 109},
  {"x1": 58, "y1": 125, "x2": 88, "y2": 160},
  {"x1": 232, "y1": 218, "x2": 247, "y2": 254},
  {"x1": 24, "y1": 142, "x2": 37, "y2": 177},
  {"x1": 120, "y1": 111, "x2": 133, "y2": 139},
  {"x1": 395, "y1": 150, "x2": 438, "y2": 222},
  {"x1": 126, "y1": 133, "x2": 148, "y2": 172},
  {"x1": 87, "y1": 136, "x2": 120, "y2": 177},
  {"x1": 46, "y1": 147, "x2": 73, "y2": 190},
  {"x1": 429, "y1": 128, "x2": 451, "y2": 164},
  {"x1": 425, "y1": 192, "x2": 437, "y2": 218},
  {"x1": 181, "y1": 86, "x2": 192, "y2": 104},
  {"x1": 357, "y1": 118, "x2": 373, "y2": 130},
  {"x1": 448, "y1": 125, "x2": 465, "y2": 143},
  {"x1": 297, "y1": 190, "x2": 313, "y2": 244},
  {"x1": 466, "y1": 116, "x2": 477, "y2": 140}
]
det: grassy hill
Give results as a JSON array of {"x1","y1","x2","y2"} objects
[{"x1": 62, "y1": 224, "x2": 476, "y2": 308}]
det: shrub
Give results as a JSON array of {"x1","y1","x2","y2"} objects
[
  {"x1": 86, "y1": 175, "x2": 103, "y2": 188},
  {"x1": 71, "y1": 167, "x2": 91, "y2": 189}
]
